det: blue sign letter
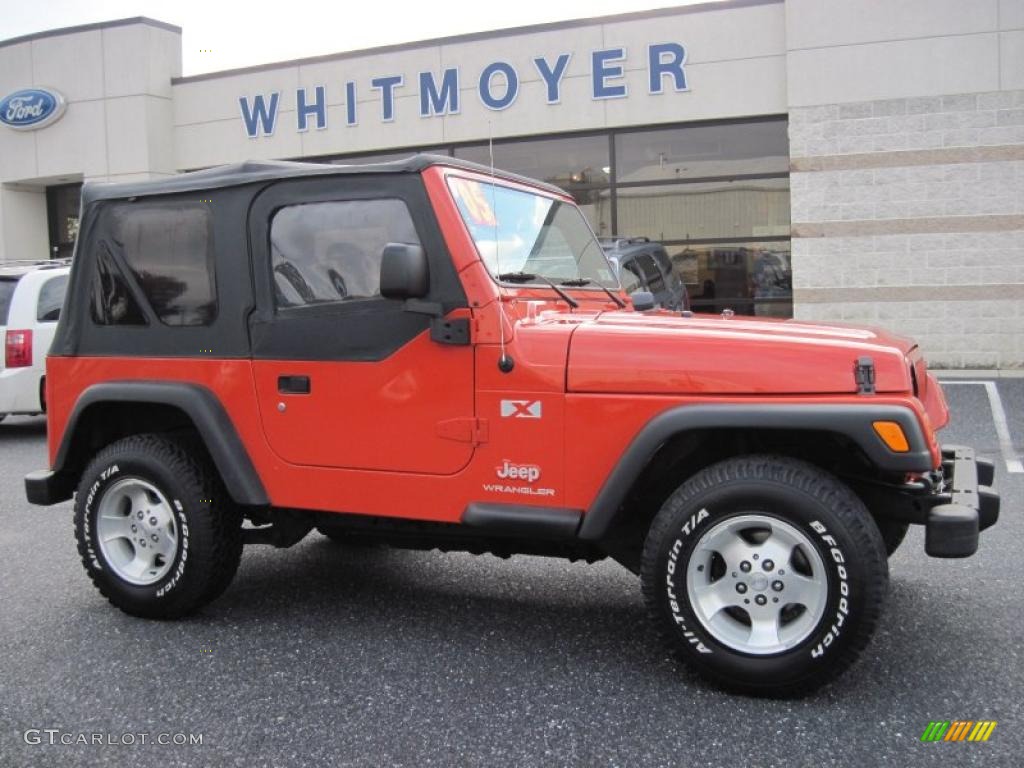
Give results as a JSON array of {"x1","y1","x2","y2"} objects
[
  {"x1": 345, "y1": 82, "x2": 357, "y2": 126},
  {"x1": 533, "y1": 54, "x2": 572, "y2": 104},
  {"x1": 479, "y1": 62, "x2": 519, "y2": 111},
  {"x1": 592, "y1": 48, "x2": 627, "y2": 99},
  {"x1": 239, "y1": 93, "x2": 280, "y2": 138},
  {"x1": 419, "y1": 69, "x2": 460, "y2": 117},
  {"x1": 371, "y1": 75, "x2": 404, "y2": 122},
  {"x1": 296, "y1": 85, "x2": 327, "y2": 131},
  {"x1": 648, "y1": 43, "x2": 687, "y2": 93}
]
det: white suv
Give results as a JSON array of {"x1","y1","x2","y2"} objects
[{"x1": 0, "y1": 261, "x2": 71, "y2": 421}]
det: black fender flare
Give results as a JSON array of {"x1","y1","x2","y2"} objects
[
  {"x1": 48, "y1": 381, "x2": 268, "y2": 506},
  {"x1": 576, "y1": 403, "x2": 934, "y2": 541}
]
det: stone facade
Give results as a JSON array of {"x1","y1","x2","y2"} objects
[
  {"x1": 789, "y1": 90, "x2": 1024, "y2": 367},
  {"x1": 785, "y1": 0, "x2": 1023, "y2": 367}
]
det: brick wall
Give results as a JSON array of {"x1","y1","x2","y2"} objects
[{"x1": 789, "y1": 89, "x2": 1024, "y2": 368}]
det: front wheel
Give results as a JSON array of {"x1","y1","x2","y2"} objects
[
  {"x1": 74, "y1": 434, "x2": 243, "y2": 619},
  {"x1": 873, "y1": 516, "x2": 910, "y2": 557},
  {"x1": 641, "y1": 455, "x2": 888, "y2": 697}
]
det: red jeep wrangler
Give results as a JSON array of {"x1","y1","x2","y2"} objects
[{"x1": 25, "y1": 156, "x2": 999, "y2": 696}]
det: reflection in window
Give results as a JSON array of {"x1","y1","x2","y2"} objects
[
  {"x1": 615, "y1": 120, "x2": 789, "y2": 183},
  {"x1": 619, "y1": 261, "x2": 643, "y2": 293},
  {"x1": 455, "y1": 138, "x2": 612, "y2": 237},
  {"x1": 0, "y1": 279, "x2": 15, "y2": 325},
  {"x1": 454, "y1": 135, "x2": 610, "y2": 188},
  {"x1": 447, "y1": 177, "x2": 617, "y2": 288},
  {"x1": 90, "y1": 245, "x2": 147, "y2": 326},
  {"x1": 108, "y1": 203, "x2": 216, "y2": 326},
  {"x1": 36, "y1": 275, "x2": 68, "y2": 322},
  {"x1": 615, "y1": 179, "x2": 791, "y2": 241},
  {"x1": 270, "y1": 199, "x2": 420, "y2": 309},
  {"x1": 673, "y1": 243, "x2": 792, "y2": 318}
]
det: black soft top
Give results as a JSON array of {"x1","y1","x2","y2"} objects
[{"x1": 81, "y1": 153, "x2": 565, "y2": 204}]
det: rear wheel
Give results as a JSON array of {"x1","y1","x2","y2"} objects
[
  {"x1": 641, "y1": 455, "x2": 889, "y2": 697},
  {"x1": 74, "y1": 434, "x2": 243, "y2": 619}
]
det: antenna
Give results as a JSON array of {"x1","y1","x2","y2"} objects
[{"x1": 489, "y1": 121, "x2": 514, "y2": 373}]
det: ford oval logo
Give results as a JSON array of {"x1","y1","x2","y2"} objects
[{"x1": 0, "y1": 88, "x2": 67, "y2": 131}]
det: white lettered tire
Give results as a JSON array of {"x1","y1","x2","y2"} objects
[
  {"x1": 641, "y1": 455, "x2": 888, "y2": 697},
  {"x1": 74, "y1": 434, "x2": 243, "y2": 619}
]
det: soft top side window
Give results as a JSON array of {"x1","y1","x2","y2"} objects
[{"x1": 269, "y1": 199, "x2": 420, "y2": 311}]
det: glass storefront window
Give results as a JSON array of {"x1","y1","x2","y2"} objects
[
  {"x1": 615, "y1": 178, "x2": 790, "y2": 242},
  {"x1": 615, "y1": 120, "x2": 789, "y2": 183},
  {"x1": 454, "y1": 135, "x2": 610, "y2": 187},
  {"x1": 455, "y1": 137, "x2": 613, "y2": 235},
  {"x1": 571, "y1": 187, "x2": 612, "y2": 237},
  {"x1": 669, "y1": 242, "x2": 792, "y2": 318},
  {"x1": 46, "y1": 182, "x2": 82, "y2": 260}
]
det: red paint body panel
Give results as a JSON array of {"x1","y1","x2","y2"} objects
[
  {"x1": 568, "y1": 311, "x2": 914, "y2": 395},
  {"x1": 251, "y1": 330, "x2": 475, "y2": 473},
  {"x1": 563, "y1": 393, "x2": 943, "y2": 512}
]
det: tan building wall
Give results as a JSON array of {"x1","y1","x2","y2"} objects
[
  {"x1": 786, "y1": 0, "x2": 1024, "y2": 367},
  {"x1": 0, "y1": 18, "x2": 181, "y2": 261}
]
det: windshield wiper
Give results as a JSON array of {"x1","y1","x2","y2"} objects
[
  {"x1": 496, "y1": 272, "x2": 579, "y2": 309},
  {"x1": 559, "y1": 278, "x2": 627, "y2": 309}
]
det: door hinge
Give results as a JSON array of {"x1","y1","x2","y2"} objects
[
  {"x1": 436, "y1": 417, "x2": 489, "y2": 445},
  {"x1": 430, "y1": 316, "x2": 471, "y2": 345}
]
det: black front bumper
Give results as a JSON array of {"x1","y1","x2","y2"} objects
[
  {"x1": 24, "y1": 469, "x2": 75, "y2": 506},
  {"x1": 925, "y1": 445, "x2": 1000, "y2": 558}
]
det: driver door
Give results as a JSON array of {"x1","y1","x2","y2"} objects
[{"x1": 247, "y1": 175, "x2": 475, "y2": 475}]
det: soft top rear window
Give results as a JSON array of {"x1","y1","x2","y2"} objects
[{"x1": 0, "y1": 277, "x2": 18, "y2": 325}]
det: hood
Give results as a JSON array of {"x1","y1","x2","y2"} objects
[{"x1": 567, "y1": 311, "x2": 915, "y2": 395}]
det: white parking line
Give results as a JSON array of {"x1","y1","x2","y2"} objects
[{"x1": 941, "y1": 380, "x2": 1024, "y2": 474}]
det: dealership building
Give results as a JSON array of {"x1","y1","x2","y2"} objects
[{"x1": 0, "y1": 0, "x2": 1021, "y2": 367}]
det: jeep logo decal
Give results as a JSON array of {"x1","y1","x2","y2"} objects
[{"x1": 496, "y1": 460, "x2": 541, "y2": 483}]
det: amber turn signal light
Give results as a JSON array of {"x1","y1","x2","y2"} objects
[{"x1": 873, "y1": 421, "x2": 910, "y2": 452}]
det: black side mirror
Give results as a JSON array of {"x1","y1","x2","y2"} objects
[
  {"x1": 380, "y1": 243, "x2": 429, "y2": 299},
  {"x1": 631, "y1": 291, "x2": 656, "y2": 311}
]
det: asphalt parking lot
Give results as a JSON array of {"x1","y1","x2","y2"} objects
[{"x1": 1, "y1": 379, "x2": 1021, "y2": 768}]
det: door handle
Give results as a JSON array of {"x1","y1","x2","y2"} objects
[{"x1": 278, "y1": 375, "x2": 311, "y2": 394}]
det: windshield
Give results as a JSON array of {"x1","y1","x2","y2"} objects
[{"x1": 447, "y1": 177, "x2": 619, "y2": 290}]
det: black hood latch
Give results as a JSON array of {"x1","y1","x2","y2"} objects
[{"x1": 855, "y1": 356, "x2": 876, "y2": 395}]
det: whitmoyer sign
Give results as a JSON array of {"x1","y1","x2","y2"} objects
[{"x1": 238, "y1": 43, "x2": 689, "y2": 138}]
